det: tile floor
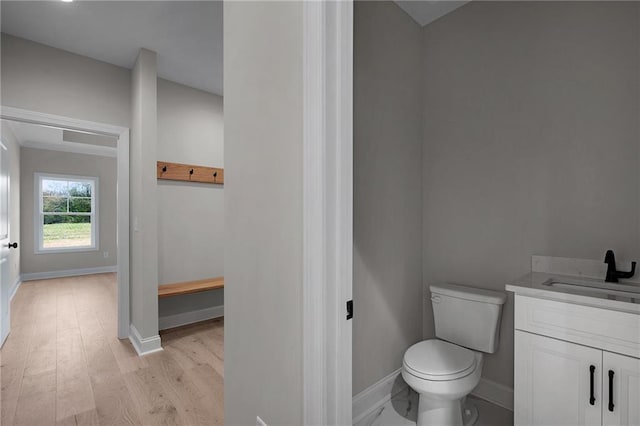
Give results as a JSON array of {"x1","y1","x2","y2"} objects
[{"x1": 355, "y1": 388, "x2": 513, "y2": 426}]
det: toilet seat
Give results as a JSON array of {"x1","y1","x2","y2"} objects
[{"x1": 403, "y1": 339, "x2": 477, "y2": 381}]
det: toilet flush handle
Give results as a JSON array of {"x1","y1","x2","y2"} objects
[{"x1": 431, "y1": 295, "x2": 441, "y2": 303}]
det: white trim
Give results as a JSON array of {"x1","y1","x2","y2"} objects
[
  {"x1": 0, "y1": 106, "x2": 130, "y2": 340},
  {"x1": 9, "y1": 275, "x2": 22, "y2": 301},
  {"x1": 21, "y1": 140, "x2": 117, "y2": 158},
  {"x1": 303, "y1": 2, "x2": 328, "y2": 424},
  {"x1": 129, "y1": 324, "x2": 163, "y2": 356},
  {"x1": 0, "y1": 107, "x2": 124, "y2": 137},
  {"x1": 116, "y1": 129, "x2": 130, "y2": 340},
  {"x1": 3, "y1": 275, "x2": 23, "y2": 348},
  {"x1": 332, "y1": 3, "x2": 354, "y2": 423},
  {"x1": 302, "y1": 1, "x2": 353, "y2": 425},
  {"x1": 159, "y1": 305, "x2": 224, "y2": 331},
  {"x1": 471, "y1": 377, "x2": 514, "y2": 412},
  {"x1": 34, "y1": 172, "x2": 99, "y2": 254},
  {"x1": 352, "y1": 368, "x2": 406, "y2": 425},
  {"x1": 21, "y1": 265, "x2": 117, "y2": 282}
]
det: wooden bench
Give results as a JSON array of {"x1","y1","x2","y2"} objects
[{"x1": 158, "y1": 276, "x2": 224, "y2": 298}]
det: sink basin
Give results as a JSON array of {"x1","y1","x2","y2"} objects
[{"x1": 542, "y1": 277, "x2": 640, "y2": 302}]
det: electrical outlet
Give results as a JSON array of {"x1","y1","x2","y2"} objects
[
  {"x1": 256, "y1": 416, "x2": 267, "y2": 426},
  {"x1": 103, "y1": 251, "x2": 109, "y2": 258}
]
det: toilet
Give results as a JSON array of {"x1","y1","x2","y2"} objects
[{"x1": 402, "y1": 283, "x2": 506, "y2": 426}]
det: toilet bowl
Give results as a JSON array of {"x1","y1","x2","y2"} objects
[
  {"x1": 402, "y1": 283, "x2": 506, "y2": 426},
  {"x1": 402, "y1": 339, "x2": 483, "y2": 426}
]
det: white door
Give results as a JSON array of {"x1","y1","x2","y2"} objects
[
  {"x1": 603, "y1": 351, "x2": 640, "y2": 426},
  {"x1": 0, "y1": 140, "x2": 11, "y2": 346},
  {"x1": 515, "y1": 330, "x2": 602, "y2": 426}
]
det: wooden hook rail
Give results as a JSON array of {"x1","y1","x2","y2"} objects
[{"x1": 157, "y1": 161, "x2": 224, "y2": 184}]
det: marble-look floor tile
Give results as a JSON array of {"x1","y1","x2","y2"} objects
[
  {"x1": 354, "y1": 389, "x2": 513, "y2": 426},
  {"x1": 472, "y1": 396, "x2": 513, "y2": 426}
]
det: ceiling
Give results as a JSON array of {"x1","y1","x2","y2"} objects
[
  {"x1": 395, "y1": 1, "x2": 470, "y2": 26},
  {"x1": 4, "y1": 120, "x2": 118, "y2": 157},
  {"x1": 0, "y1": 1, "x2": 223, "y2": 95},
  {"x1": 0, "y1": 1, "x2": 464, "y2": 95}
]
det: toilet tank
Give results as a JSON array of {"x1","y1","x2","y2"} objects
[{"x1": 430, "y1": 283, "x2": 507, "y2": 353}]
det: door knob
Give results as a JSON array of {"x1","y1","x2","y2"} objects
[{"x1": 7, "y1": 242, "x2": 18, "y2": 249}]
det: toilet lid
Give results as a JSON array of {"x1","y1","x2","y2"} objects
[{"x1": 403, "y1": 339, "x2": 476, "y2": 381}]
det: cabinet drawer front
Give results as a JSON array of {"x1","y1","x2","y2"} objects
[{"x1": 515, "y1": 295, "x2": 640, "y2": 359}]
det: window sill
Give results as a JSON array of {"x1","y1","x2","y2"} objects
[{"x1": 35, "y1": 246, "x2": 98, "y2": 254}]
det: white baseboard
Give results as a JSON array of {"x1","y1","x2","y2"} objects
[
  {"x1": 9, "y1": 275, "x2": 22, "y2": 301},
  {"x1": 471, "y1": 377, "x2": 514, "y2": 412},
  {"x1": 159, "y1": 305, "x2": 224, "y2": 331},
  {"x1": 353, "y1": 368, "x2": 406, "y2": 424},
  {"x1": 2, "y1": 275, "x2": 21, "y2": 348},
  {"x1": 21, "y1": 265, "x2": 118, "y2": 281},
  {"x1": 129, "y1": 324, "x2": 163, "y2": 356},
  {"x1": 0, "y1": 320, "x2": 8, "y2": 348}
]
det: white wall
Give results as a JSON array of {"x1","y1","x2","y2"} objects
[
  {"x1": 19, "y1": 148, "x2": 117, "y2": 274},
  {"x1": 1, "y1": 124, "x2": 20, "y2": 293},
  {"x1": 353, "y1": 1, "x2": 424, "y2": 395},
  {"x1": 421, "y1": 1, "x2": 640, "y2": 389},
  {"x1": 224, "y1": 2, "x2": 303, "y2": 424},
  {"x1": 1, "y1": 34, "x2": 131, "y2": 128},
  {"x1": 157, "y1": 78, "x2": 224, "y2": 317}
]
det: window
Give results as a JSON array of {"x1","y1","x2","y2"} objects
[{"x1": 35, "y1": 173, "x2": 98, "y2": 253}]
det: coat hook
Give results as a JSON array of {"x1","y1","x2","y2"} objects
[
  {"x1": 162, "y1": 165, "x2": 167, "y2": 172},
  {"x1": 213, "y1": 171, "x2": 218, "y2": 178},
  {"x1": 189, "y1": 169, "x2": 194, "y2": 175}
]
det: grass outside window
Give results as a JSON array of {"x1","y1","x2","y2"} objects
[{"x1": 43, "y1": 222, "x2": 92, "y2": 248}]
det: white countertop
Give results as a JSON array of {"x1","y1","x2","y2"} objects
[{"x1": 506, "y1": 271, "x2": 640, "y2": 315}]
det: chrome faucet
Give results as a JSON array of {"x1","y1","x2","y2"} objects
[{"x1": 604, "y1": 250, "x2": 636, "y2": 283}]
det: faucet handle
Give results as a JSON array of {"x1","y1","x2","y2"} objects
[{"x1": 617, "y1": 261, "x2": 636, "y2": 280}]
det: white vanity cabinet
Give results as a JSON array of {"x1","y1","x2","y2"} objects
[
  {"x1": 513, "y1": 295, "x2": 640, "y2": 426},
  {"x1": 603, "y1": 351, "x2": 640, "y2": 426},
  {"x1": 515, "y1": 331, "x2": 602, "y2": 426}
]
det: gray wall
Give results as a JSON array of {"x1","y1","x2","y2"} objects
[
  {"x1": 224, "y1": 2, "x2": 303, "y2": 425},
  {"x1": 157, "y1": 78, "x2": 224, "y2": 317},
  {"x1": 353, "y1": 1, "x2": 424, "y2": 395},
  {"x1": 2, "y1": 34, "x2": 224, "y2": 342},
  {"x1": 1, "y1": 124, "x2": 20, "y2": 292},
  {"x1": 130, "y1": 49, "x2": 159, "y2": 341},
  {"x1": 421, "y1": 1, "x2": 640, "y2": 388},
  {"x1": 19, "y1": 148, "x2": 117, "y2": 274},
  {"x1": 1, "y1": 34, "x2": 131, "y2": 128}
]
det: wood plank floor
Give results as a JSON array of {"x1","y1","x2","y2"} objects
[{"x1": 1, "y1": 273, "x2": 224, "y2": 426}]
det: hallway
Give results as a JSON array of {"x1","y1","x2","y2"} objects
[{"x1": 0, "y1": 273, "x2": 224, "y2": 425}]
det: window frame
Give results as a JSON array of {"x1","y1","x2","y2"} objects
[{"x1": 34, "y1": 172, "x2": 99, "y2": 254}]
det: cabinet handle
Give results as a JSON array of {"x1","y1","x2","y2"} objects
[
  {"x1": 589, "y1": 365, "x2": 596, "y2": 405},
  {"x1": 608, "y1": 370, "x2": 615, "y2": 412}
]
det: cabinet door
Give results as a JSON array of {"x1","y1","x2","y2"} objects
[
  {"x1": 515, "y1": 331, "x2": 602, "y2": 426},
  {"x1": 603, "y1": 351, "x2": 640, "y2": 426}
]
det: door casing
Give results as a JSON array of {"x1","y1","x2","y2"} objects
[
  {"x1": 0, "y1": 106, "x2": 131, "y2": 340},
  {"x1": 302, "y1": 1, "x2": 354, "y2": 424},
  {"x1": 0, "y1": 140, "x2": 10, "y2": 346}
]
